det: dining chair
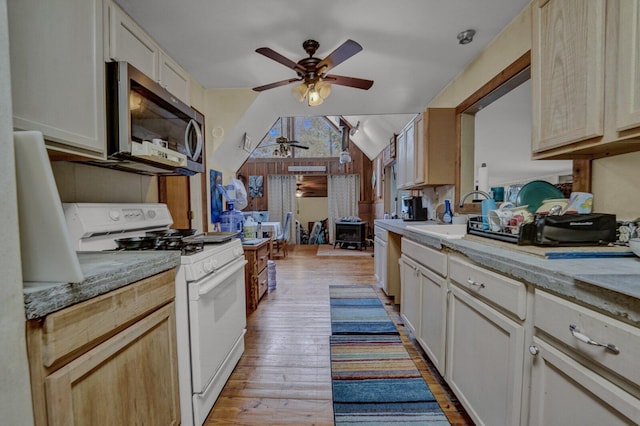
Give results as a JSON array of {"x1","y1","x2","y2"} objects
[{"x1": 273, "y1": 212, "x2": 292, "y2": 258}]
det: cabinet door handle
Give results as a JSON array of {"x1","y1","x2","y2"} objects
[
  {"x1": 529, "y1": 345, "x2": 539, "y2": 356},
  {"x1": 569, "y1": 324, "x2": 620, "y2": 354},
  {"x1": 467, "y1": 277, "x2": 485, "y2": 288}
]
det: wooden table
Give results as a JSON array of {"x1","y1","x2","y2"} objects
[{"x1": 242, "y1": 238, "x2": 271, "y2": 315}]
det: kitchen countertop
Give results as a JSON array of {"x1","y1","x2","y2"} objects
[
  {"x1": 23, "y1": 251, "x2": 181, "y2": 320},
  {"x1": 375, "y1": 219, "x2": 640, "y2": 326}
]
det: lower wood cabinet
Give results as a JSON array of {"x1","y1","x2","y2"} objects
[
  {"x1": 26, "y1": 269, "x2": 180, "y2": 426},
  {"x1": 243, "y1": 238, "x2": 271, "y2": 315}
]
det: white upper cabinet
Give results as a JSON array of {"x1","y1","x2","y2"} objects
[
  {"x1": 106, "y1": 2, "x2": 159, "y2": 81},
  {"x1": 532, "y1": 0, "x2": 640, "y2": 159},
  {"x1": 9, "y1": 0, "x2": 106, "y2": 157},
  {"x1": 105, "y1": 1, "x2": 191, "y2": 105},
  {"x1": 159, "y1": 52, "x2": 191, "y2": 105}
]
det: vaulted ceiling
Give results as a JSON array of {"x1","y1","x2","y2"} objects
[{"x1": 114, "y1": 0, "x2": 531, "y2": 167}]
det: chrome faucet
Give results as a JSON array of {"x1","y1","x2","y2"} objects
[{"x1": 459, "y1": 190, "x2": 491, "y2": 208}]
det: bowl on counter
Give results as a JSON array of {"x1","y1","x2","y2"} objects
[{"x1": 629, "y1": 238, "x2": 640, "y2": 257}]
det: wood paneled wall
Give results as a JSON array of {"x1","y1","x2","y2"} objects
[{"x1": 237, "y1": 142, "x2": 377, "y2": 234}]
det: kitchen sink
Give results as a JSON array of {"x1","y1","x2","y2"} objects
[{"x1": 406, "y1": 224, "x2": 468, "y2": 239}]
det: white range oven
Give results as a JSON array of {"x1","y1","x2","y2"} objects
[{"x1": 63, "y1": 203, "x2": 247, "y2": 426}]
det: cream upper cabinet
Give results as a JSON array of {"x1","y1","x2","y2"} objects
[
  {"x1": 8, "y1": 0, "x2": 106, "y2": 158},
  {"x1": 396, "y1": 119, "x2": 415, "y2": 189},
  {"x1": 396, "y1": 116, "x2": 416, "y2": 189},
  {"x1": 532, "y1": 0, "x2": 606, "y2": 153},
  {"x1": 397, "y1": 109, "x2": 455, "y2": 189},
  {"x1": 616, "y1": 0, "x2": 640, "y2": 132},
  {"x1": 413, "y1": 108, "x2": 456, "y2": 186},
  {"x1": 105, "y1": 1, "x2": 191, "y2": 105},
  {"x1": 395, "y1": 130, "x2": 407, "y2": 189},
  {"x1": 532, "y1": 0, "x2": 640, "y2": 159}
]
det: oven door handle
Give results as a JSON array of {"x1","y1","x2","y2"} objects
[{"x1": 198, "y1": 258, "x2": 247, "y2": 296}]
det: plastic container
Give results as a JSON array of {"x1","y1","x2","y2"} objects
[
  {"x1": 267, "y1": 260, "x2": 277, "y2": 291},
  {"x1": 243, "y1": 217, "x2": 257, "y2": 239},
  {"x1": 442, "y1": 199, "x2": 453, "y2": 224},
  {"x1": 220, "y1": 202, "x2": 244, "y2": 238}
]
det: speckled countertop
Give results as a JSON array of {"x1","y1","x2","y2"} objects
[
  {"x1": 23, "y1": 251, "x2": 181, "y2": 320},
  {"x1": 375, "y1": 219, "x2": 640, "y2": 326}
]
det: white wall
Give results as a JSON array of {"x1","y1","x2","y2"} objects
[
  {"x1": 474, "y1": 80, "x2": 573, "y2": 186},
  {"x1": 296, "y1": 197, "x2": 329, "y2": 232},
  {"x1": 0, "y1": 0, "x2": 35, "y2": 422}
]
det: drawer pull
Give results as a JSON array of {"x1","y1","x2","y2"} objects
[
  {"x1": 569, "y1": 324, "x2": 620, "y2": 354},
  {"x1": 467, "y1": 277, "x2": 485, "y2": 288},
  {"x1": 529, "y1": 345, "x2": 539, "y2": 356}
]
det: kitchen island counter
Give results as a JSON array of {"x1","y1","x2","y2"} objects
[
  {"x1": 375, "y1": 219, "x2": 640, "y2": 326},
  {"x1": 23, "y1": 251, "x2": 181, "y2": 319}
]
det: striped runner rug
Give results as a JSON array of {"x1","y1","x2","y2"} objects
[
  {"x1": 330, "y1": 285, "x2": 450, "y2": 425},
  {"x1": 329, "y1": 285, "x2": 399, "y2": 335}
]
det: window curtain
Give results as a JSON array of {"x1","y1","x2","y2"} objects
[
  {"x1": 267, "y1": 175, "x2": 296, "y2": 242},
  {"x1": 327, "y1": 174, "x2": 360, "y2": 243}
]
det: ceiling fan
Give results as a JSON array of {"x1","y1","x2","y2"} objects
[
  {"x1": 262, "y1": 136, "x2": 309, "y2": 157},
  {"x1": 252, "y1": 39, "x2": 374, "y2": 106}
]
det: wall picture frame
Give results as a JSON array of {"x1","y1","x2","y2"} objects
[{"x1": 242, "y1": 132, "x2": 252, "y2": 153}]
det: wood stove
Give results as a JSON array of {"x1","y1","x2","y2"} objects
[{"x1": 334, "y1": 221, "x2": 367, "y2": 250}]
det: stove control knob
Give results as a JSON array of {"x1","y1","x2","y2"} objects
[
  {"x1": 203, "y1": 260, "x2": 216, "y2": 273},
  {"x1": 147, "y1": 210, "x2": 156, "y2": 219},
  {"x1": 109, "y1": 210, "x2": 121, "y2": 221}
]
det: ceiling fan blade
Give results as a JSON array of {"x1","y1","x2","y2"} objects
[
  {"x1": 316, "y1": 39, "x2": 363, "y2": 74},
  {"x1": 255, "y1": 47, "x2": 307, "y2": 73},
  {"x1": 253, "y1": 78, "x2": 301, "y2": 92},
  {"x1": 324, "y1": 74, "x2": 374, "y2": 90},
  {"x1": 289, "y1": 143, "x2": 309, "y2": 150}
]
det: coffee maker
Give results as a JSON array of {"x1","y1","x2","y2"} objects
[{"x1": 402, "y1": 196, "x2": 428, "y2": 221}]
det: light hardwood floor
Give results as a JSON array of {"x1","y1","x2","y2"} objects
[{"x1": 205, "y1": 244, "x2": 472, "y2": 425}]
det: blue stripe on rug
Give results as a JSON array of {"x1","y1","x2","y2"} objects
[
  {"x1": 331, "y1": 321, "x2": 400, "y2": 334},
  {"x1": 333, "y1": 378, "x2": 435, "y2": 403},
  {"x1": 330, "y1": 286, "x2": 398, "y2": 335},
  {"x1": 330, "y1": 298, "x2": 384, "y2": 307}
]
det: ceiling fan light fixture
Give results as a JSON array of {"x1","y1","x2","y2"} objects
[
  {"x1": 307, "y1": 84, "x2": 323, "y2": 106},
  {"x1": 292, "y1": 82, "x2": 308, "y2": 102},
  {"x1": 316, "y1": 79, "x2": 331, "y2": 99},
  {"x1": 339, "y1": 150, "x2": 352, "y2": 164}
]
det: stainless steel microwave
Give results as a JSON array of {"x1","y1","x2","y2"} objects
[{"x1": 103, "y1": 61, "x2": 204, "y2": 176}]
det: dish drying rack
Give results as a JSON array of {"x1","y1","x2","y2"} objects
[{"x1": 467, "y1": 214, "x2": 522, "y2": 244}]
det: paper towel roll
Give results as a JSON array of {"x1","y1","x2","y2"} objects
[{"x1": 478, "y1": 163, "x2": 489, "y2": 193}]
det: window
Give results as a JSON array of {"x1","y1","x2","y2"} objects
[{"x1": 250, "y1": 116, "x2": 342, "y2": 158}]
